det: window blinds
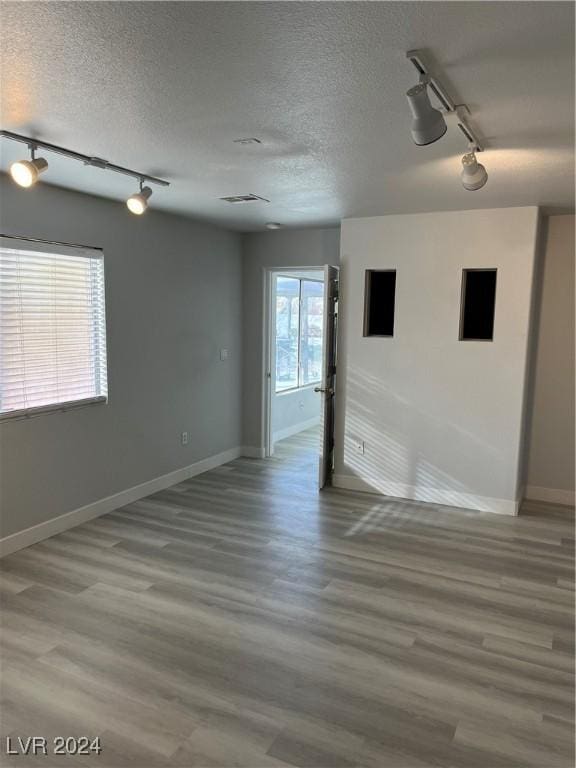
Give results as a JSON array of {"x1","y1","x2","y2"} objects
[{"x1": 0, "y1": 236, "x2": 108, "y2": 419}]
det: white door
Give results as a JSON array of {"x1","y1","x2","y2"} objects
[{"x1": 315, "y1": 265, "x2": 339, "y2": 489}]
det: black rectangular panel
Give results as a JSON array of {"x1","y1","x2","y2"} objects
[
  {"x1": 460, "y1": 269, "x2": 497, "y2": 341},
  {"x1": 364, "y1": 270, "x2": 396, "y2": 337}
]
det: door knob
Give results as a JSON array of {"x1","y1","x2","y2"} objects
[{"x1": 314, "y1": 386, "x2": 334, "y2": 395}]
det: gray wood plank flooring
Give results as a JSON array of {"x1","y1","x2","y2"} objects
[{"x1": 1, "y1": 427, "x2": 574, "y2": 767}]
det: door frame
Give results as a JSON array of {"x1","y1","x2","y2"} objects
[{"x1": 261, "y1": 265, "x2": 326, "y2": 459}]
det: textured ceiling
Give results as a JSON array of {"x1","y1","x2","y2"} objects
[{"x1": 1, "y1": 1, "x2": 574, "y2": 231}]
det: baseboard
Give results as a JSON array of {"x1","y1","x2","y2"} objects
[
  {"x1": 241, "y1": 446, "x2": 267, "y2": 459},
  {"x1": 273, "y1": 417, "x2": 320, "y2": 444},
  {"x1": 525, "y1": 485, "x2": 575, "y2": 507},
  {"x1": 332, "y1": 474, "x2": 519, "y2": 516},
  {"x1": 0, "y1": 446, "x2": 243, "y2": 558}
]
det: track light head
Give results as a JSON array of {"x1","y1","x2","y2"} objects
[
  {"x1": 127, "y1": 185, "x2": 152, "y2": 215},
  {"x1": 461, "y1": 151, "x2": 488, "y2": 191},
  {"x1": 406, "y1": 82, "x2": 447, "y2": 146},
  {"x1": 10, "y1": 156, "x2": 48, "y2": 188}
]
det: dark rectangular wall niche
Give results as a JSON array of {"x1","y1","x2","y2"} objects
[
  {"x1": 460, "y1": 269, "x2": 497, "y2": 341},
  {"x1": 364, "y1": 270, "x2": 396, "y2": 337}
]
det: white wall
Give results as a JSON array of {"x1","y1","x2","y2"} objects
[
  {"x1": 525, "y1": 215, "x2": 575, "y2": 505},
  {"x1": 242, "y1": 228, "x2": 340, "y2": 452},
  {"x1": 334, "y1": 207, "x2": 539, "y2": 515},
  {"x1": 0, "y1": 178, "x2": 243, "y2": 545},
  {"x1": 272, "y1": 387, "x2": 320, "y2": 442}
]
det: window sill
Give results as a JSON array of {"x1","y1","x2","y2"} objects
[
  {"x1": 274, "y1": 383, "x2": 321, "y2": 397},
  {"x1": 0, "y1": 396, "x2": 108, "y2": 422}
]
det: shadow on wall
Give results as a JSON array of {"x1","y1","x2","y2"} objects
[{"x1": 340, "y1": 365, "x2": 509, "y2": 521}]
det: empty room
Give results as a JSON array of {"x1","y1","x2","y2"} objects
[{"x1": 0, "y1": 2, "x2": 574, "y2": 767}]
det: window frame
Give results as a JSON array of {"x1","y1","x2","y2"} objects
[
  {"x1": 0, "y1": 234, "x2": 109, "y2": 421},
  {"x1": 274, "y1": 275, "x2": 324, "y2": 394}
]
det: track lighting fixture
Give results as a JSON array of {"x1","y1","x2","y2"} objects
[
  {"x1": 405, "y1": 51, "x2": 488, "y2": 190},
  {"x1": 1, "y1": 130, "x2": 169, "y2": 213},
  {"x1": 405, "y1": 82, "x2": 447, "y2": 146},
  {"x1": 9, "y1": 146, "x2": 48, "y2": 188},
  {"x1": 406, "y1": 50, "x2": 477, "y2": 148},
  {"x1": 461, "y1": 151, "x2": 488, "y2": 191},
  {"x1": 265, "y1": 222, "x2": 282, "y2": 229},
  {"x1": 127, "y1": 183, "x2": 152, "y2": 215}
]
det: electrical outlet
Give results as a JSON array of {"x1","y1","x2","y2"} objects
[{"x1": 181, "y1": 431, "x2": 189, "y2": 446}]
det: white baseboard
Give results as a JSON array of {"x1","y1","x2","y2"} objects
[
  {"x1": 273, "y1": 416, "x2": 320, "y2": 444},
  {"x1": 525, "y1": 485, "x2": 575, "y2": 507},
  {"x1": 332, "y1": 474, "x2": 519, "y2": 516},
  {"x1": 0, "y1": 446, "x2": 243, "y2": 558},
  {"x1": 241, "y1": 446, "x2": 267, "y2": 459},
  {"x1": 241, "y1": 417, "x2": 320, "y2": 460}
]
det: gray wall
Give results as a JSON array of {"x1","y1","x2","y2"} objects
[
  {"x1": 526, "y1": 214, "x2": 575, "y2": 501},
  {"x1": 0, "y1": 178, "x2": 243, "y2": 538},
  {"x1": 241, "y1": 228, "x2": 340, "y2": 450}
]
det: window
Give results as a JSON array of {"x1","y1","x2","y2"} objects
[
  {"x1": 274, "y1": 275, "x2": 324, "y2": 392},
  {"x1": 300, "y1": 279, "x2": 324, "y2": 386},
  {"x1": 0, "y1": 236, "x2": 108, "y2": 419},
  {"x1": 363, "y1": 270, "x2": 396, "y2": 337},
  {"x1": 459, "y1": 268, "x2": 497, "y2": 341}
]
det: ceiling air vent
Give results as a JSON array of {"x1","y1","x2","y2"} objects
[
  {"x1": 233, "y1": 138, "x2": 262, "y2": 145},
  {"x1": 219, "y1": 194, "x2": 270, "y2": 204}
]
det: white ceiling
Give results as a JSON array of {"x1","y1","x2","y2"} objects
[{"x1": 1, "y1": 1, "x2": 574, "y2": 231}]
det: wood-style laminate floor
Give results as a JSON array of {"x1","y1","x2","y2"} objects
[{"x1": 1, "y1": 428, "x2": 574, "y2": 768}]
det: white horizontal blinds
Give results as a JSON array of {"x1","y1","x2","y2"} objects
[{"x1": 0, "y1": 237, "x2": 108, "y2": 418}]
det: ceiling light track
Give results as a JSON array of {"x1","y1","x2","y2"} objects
[
  {"x1": 406, "y1": 51, "x2": 484, "y2": 153},
  {"x1": 0, "y1": 130, "x2": 170, "y2": 187},
  {"x1": 406, "y1": 50, "x2": 487, "y2": 191}
]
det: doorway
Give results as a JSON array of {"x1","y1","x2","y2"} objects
[{"x1": 263, "y1": 265, "x2": 339, "y2": 488}]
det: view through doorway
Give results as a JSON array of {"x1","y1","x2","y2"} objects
[
  {"x1": 264, "y1": 265, "x2": 339, "y2": 488},
  {"x1": 270, "y1": 269, "x2": 325, "y2": 449}
]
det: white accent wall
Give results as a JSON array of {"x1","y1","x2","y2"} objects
[{"x1": 334, "y1": 207, "x2": 540, "y2": 515}]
